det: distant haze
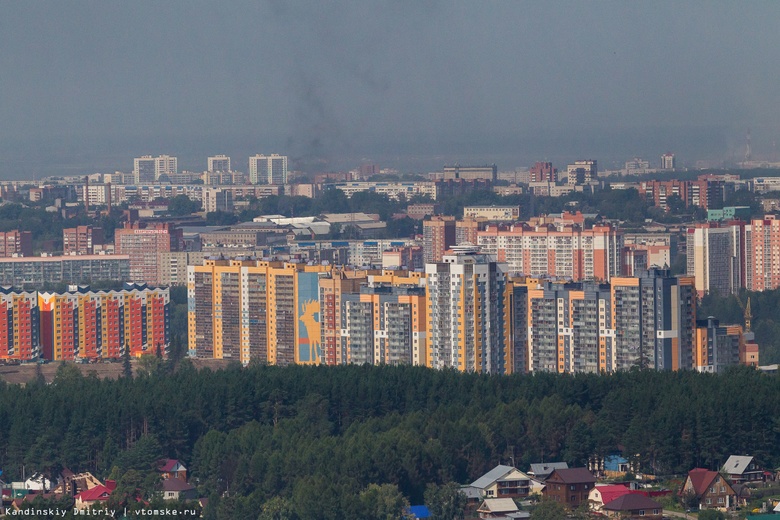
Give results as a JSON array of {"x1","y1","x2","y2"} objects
[{"x1": 1, "y1": 1, "x2": 779, "y2": 178}]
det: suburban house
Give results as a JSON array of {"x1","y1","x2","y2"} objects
[
  {"x1": 158, "y1": 459, "x2": 187, "y2": 481},
  {"x1": 541, "y1": 468, "x2": 596, "y2": 509},
  {"x1": 721, "y1": 455, "x2": 763, "y2": 484},
  {"x1": 601, "y1": 494, "x2": 663, "y2": 519},
  {"x1": 161, "y1": 478, "x2": 197, "y2": 501},
  {"x1": 588, "y1": 484, "x2": 635, "y2": 511},
  {"x1": 527, "y1": 462, "x2": 568, "y2": 482},
  {"x1": 476, "y1": 498, "x2": 528, "y2": 519},
  {"x1": 589, "y1": 454, "x2": 637, "y2": 478},
  {"x1": 470, "y1": 465, "x2": 534, "y2": 499},
  {"x1": 74, "y1": 483, "x2": 114, "y2": 510},
  {"x1": 680, "y1": 468, "x2": 737, "y2": 511}
]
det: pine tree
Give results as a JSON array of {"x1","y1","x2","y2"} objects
[{"x1": 122, "y1": 343, "x2": 133, "y2": 378}]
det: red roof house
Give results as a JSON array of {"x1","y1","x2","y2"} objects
[{"x1": 74, "y1": 484, "x2": 113, "y2": 510}]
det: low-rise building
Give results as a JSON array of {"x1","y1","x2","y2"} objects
[
  {"x1": 542, "y1": 468, "x2": 596, "y2": 509},
  {"x1": 464, "y1": 206, "x2": 520, "y2": 222}
]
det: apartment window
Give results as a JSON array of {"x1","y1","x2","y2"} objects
[{"x1": 639, "y1": 511, "x2": 645, "y2": 516}]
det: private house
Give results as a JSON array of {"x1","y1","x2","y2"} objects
[
  {"x1": 527, "y1": 462, "x2": 568, "y2": 482},
  {"x1": 601, "y1": 494, "x2": 663, "y2": 519},
  {"x1": 588, "y1": 484, "x2": 635, "y2": 511},
  {"x1": 158, "y1": 459, "x2": 187, "y2": 481},
  {"x1": 161, "y1": 478, "x2": 197, "y2": 501},
  {"x1": 680, "y1": 468, "x2": 736, "y2": 511},
  {"x1": 721, "y1": 455, "x2": 763, "y2": 484},
  {"x1": 74, "y1": 483, "x2": 114, "y2": 510},
  {"x1": 476, "y1": 498, "x2": 528, "y2": 519},
  {"x1": 542, "y1": 468, "x2": 596, "y2": 509},
  {"x1": 470, "y1": 465, "x2": 533, "y2": 499},
  {"x1": 589, "y1": 454, "x2": 637, "y2": 478}
]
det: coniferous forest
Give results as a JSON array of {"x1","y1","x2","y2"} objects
[{"x1": 2, "y1": 363, "x2": 780, "y2": 519}]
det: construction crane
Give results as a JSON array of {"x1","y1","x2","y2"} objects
[{"x1": 736, "y1": 295, "x2": 752, "y2": 333}]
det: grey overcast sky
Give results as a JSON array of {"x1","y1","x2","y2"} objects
[{"x1": 1, "y1": 1, "x2": 780, "y2": 177}]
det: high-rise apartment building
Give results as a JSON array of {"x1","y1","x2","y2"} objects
[
  {"x1": 0, "y1": 255, "x2": 130, "y2": 286},
  {"x1": 610, "y1": 270, "x2": 696, "y2": 371},
  {"x1": 319, "y1": 269, "x2": 371, "y2": 365},
  {"x1": 425, "y1": 247, "x2": 508, "y2": 374},
  {"x1": 567, "y1": 160, "x2": 597, "y2": 186},
  {"x1": 0, "y1": 230, "x2": 33, "y2": 257},
  {"x1": 686, "y1": 222, "x2": 745, "y2": 296},
  {"x1": 423, "y1": 216, "x2": 457, "y2": 263},
  {"x1": 114, "y1": 222, "x2": 183, "y2": 284},
  {"x1": 661, "y1": 153, "x2": 676, "y2": 170},
  {"x1": 525, "y1": 271, "x2": 696, "y2": 373},
  {"x1": 693, "y1": 318, "x2": 744, "y2": 374},
  {"x1": 188, "y1": 259, "x2": 330, "y2": 366},
  {"x1": 248, "y1": 154, "x2": 288, "y2": 184},
  {"x1": 207, "y1": 155, "x2": 231, "y2": 172},
  {"x1": 530, "y1": 162, "x2": 557, "y2": 183},
  {"x1": 203, "y1": 188, "x2": 234, "y2": 213},
  {"x1": 478, "y1": 223, "x2": 624, "y2": 281},
  {"x1": 746, "y1": 215, "x2": 780, "y2": 291},
  {"x1": 527, "y1": 281, "x2": 613, "y2": 373},
  {"x1": 0, "y1": 288, "x2": 39, "y2": 361},
  {"x1": 38, "y1": 283, "x2": 169, "y2": 360},
  {"x1": 340, "y1": 276, "x2": 427, "y2": 366},
  {"x1": 133, "y1": 155, "x2": 178, "y2": 183},
  {"x1": 442, "y1": 165, "x2": 497, "y2": 181},
  {"x1": 638, "y1": 179, "x2": 724, "y2": 210},
  {"x1": 455, "y1": 217, "x2": 481, "y2": 246},
  {"x1": 63, "y1": 225, "x2": 104, "y2": 255}
]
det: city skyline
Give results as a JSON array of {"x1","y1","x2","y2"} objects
[{"x1": 2, "y1": 2, "x2": 780, "y2": 178}]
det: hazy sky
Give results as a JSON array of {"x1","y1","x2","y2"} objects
[{"x1": 1, "y1": 1, "x2": 780, "y2": 177}]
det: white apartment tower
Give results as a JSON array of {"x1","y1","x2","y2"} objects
[
  {"x1": 248, "y1": 154, "x2": 288, "y2": 185},
  {"x1": 567, "y1": 160, "x2": 598, "y2": 186},
  {"x1": 133, "y1": 155, "x2": 178, "y2": 183},
  {"x1": 207, "y1": 155, "x2": 231, "y2": 172},
  {"x1": 661, "y1": 153, "x2": 676, "y2": 170},
  {"x1": 425, "y1": 246, "x2": 508, "y2": 374}
]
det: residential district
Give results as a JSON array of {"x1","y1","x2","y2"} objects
[
  {"x1": 3, "y1": 153, "x2": 780, "y2": 518},
  {"x1": 3, "y1": 454, "x2": 780, "y2": 518},
  {"x1": 0, "y1": 153, "x2": 775, "y2": 375}
]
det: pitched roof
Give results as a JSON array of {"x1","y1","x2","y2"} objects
[
  {"x1": 685, "y1": 468, "x2": 719, "y2": 497},
  {"x1": 460, "y1": 486, "x2": 483, "y2": 500},
  {"x1": 76, "y1": 484, "x2": 112, "y2": 502},
  {"x1": 158, "y1": 459, "x2": 184, "y2": 472},
  {"x1": 471, "y1": 465, "x2": 516, "y2": 489},
  {"x1": 477, "y1": 498, "x2": 519, "y2": 513},
  {"x1": 548, "y1": 467, "x2": 596, "y2": 484},
  {"x1": 528, "y1": 462, "x2": 568, "y2": 479},
  {"x1": 592, "y1": 484, "x2": 634, "y2": 505},
  {"x1": 603, "y1": 494, "x2": 662, "y2": 511},
  {"x1": 161, "y1": 479, "x2": 195, "y2": 492},
  {"x1": 722, "y1": 455, "x2": 755, "y2": 475}
]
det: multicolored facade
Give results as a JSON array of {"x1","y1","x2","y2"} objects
[
  {"x1": 0, "y1": 288, "x2": 40, "y2": 360},
  {"x1": 37, "y1": 284, "x2": 169, "y2": 361}
]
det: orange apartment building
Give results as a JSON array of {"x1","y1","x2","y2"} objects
[{"x1": 478, "y1": 223, "x2": 624, "y2": 281}]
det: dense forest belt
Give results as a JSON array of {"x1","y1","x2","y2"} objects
[{"x1": 1, "y1": 363, "x2": 778, "y2": 512}]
